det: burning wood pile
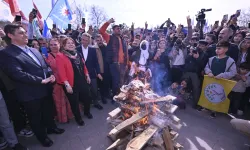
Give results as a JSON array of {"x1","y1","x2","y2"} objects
[{"x1": 106, "y1": 80, "x2": 183, "y2": 150}]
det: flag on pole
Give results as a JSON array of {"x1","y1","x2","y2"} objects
[
  {"x1": 198, "y1": 76, "x2": 237, "y2": 113},
  {"x1": 51, "y1": 0, "x2": 56, "y2": 8},
  {"x1": 47, "y1": 0, "x2": 73, "y2": 29},
  {"x1": 32, "y1": 0, "x2": 43, "y2": 29},
  {"x1": 3, "y1": 0, "x2": 20, "y2": 16},
  {"x1": 0, "y1": 0, "x2": 14, "y2": 21},
  {"x1": 43, "y1": 20, "x2": 52, "y2": 39},
  {"x1": 32, "y1": 0, "x2": 42, "y2": 19}
]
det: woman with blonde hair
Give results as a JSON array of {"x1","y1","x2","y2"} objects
[{"x1": 56, "y1": 37, "x2": 92, "y2": 126}]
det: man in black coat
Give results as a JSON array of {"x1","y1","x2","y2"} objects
[
  {"x1": 206, "y1": 27, "x2": 239, "y2": 62},
  {"x1": 0, "y1": 24, "x2": 64, "y2": 147},
  {"x1": 76, "y1": 33, "x2": 103, "y2": 110}
]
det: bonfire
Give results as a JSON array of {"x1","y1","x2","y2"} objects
[{"x1": 106, "y1": 80, "x2": 183, "y2": 150}]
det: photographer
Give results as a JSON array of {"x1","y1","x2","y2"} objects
[{"x1": 182, "y1": 40, "x2": 208, "y2": 108}]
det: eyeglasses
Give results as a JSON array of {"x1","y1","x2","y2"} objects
[{"x1": 50, "y1": 44, "x2": 58, "y2": 46}]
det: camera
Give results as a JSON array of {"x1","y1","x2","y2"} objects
[
  {"x1": 196, "y1": 8, "x2": 212, "y2": 22},
  {"x1": 174, "y1": 38, "x2": 182, "y2": 51}
]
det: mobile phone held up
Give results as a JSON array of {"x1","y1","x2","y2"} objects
[
  {"x1": 223, "y1": 14, "x2": 228, "y2": 21},
  {"x1": 41, "y1": 47, "x2": 48, "y2": 58},
  {"x1": 15, "y1": 15, "x2": 22, "y2": 22},
  {"x1": 68, "y1": 24, "x2": 71, "y2": 30}
]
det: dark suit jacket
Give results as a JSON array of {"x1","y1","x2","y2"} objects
[
  {"x1": 76, "y1": 46, "x2": 100, "y2": 79},
  {"x1": 0, "y1": 44, "x2": 53, "y2": 102},
  {"x1": 206, "y1": 43, "x2": 239, "y2": 62}
]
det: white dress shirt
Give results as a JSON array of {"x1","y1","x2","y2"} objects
[
  {"x1": 173, "y1": 49, "x2": 185, "y2": 66},
  {"x1": 81, "y1": 45, "x2": 88, "y2": 61}
]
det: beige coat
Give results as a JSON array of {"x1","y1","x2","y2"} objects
[{"x1": 93, "y1": 44, "x2": 106, "y2": 74}]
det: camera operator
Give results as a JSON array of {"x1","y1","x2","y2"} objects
[
  {"x1": 182, "y1": 40, "x2": 209, "y2": 108},
  {"x1": 168, "y1": 17, "x2": 192, "y2": 82}
]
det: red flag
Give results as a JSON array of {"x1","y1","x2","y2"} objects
[
  {"x1": 19, "y1": 10, "x2": 28, "y2": 21},
  {"x1": 4, "y1": 0, "x2": 20, "y2": 16},
  {"x1": 32, "y1": 0, "x2": 42, "y2": 19}
]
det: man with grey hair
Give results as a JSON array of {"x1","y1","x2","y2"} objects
[{"x1": 76, "y1": 33, "x2": 103, "y2": 111}]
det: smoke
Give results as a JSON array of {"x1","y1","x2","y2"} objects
[{"x1": 149, "y1": 62, "x2": 170, "y2": 96}]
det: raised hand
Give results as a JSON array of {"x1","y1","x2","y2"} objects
[{"x1": 108, "y1": 18, "x2": 115, "y2": 24}]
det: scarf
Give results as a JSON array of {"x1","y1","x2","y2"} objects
[{"x1": 139, "y1": 40, "x2": 149, "y2": 65}]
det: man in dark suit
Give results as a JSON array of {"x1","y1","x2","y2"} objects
[
  {"x1": 77, "y1": 33, "x2": 103, "y2": 110},
  {"x1": 0, "y1": 24, "x2": 64, "y2": 147}
]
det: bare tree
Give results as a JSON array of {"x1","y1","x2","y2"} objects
[
  {"x1": 238, "y1": 8, "x2": 250, "y2": 27},
  {"x1": 75, "y1": 5, "x2": 85, "y2": 25},
  {"x1": 89, "y1": 5, "x2": 108, "y2": 28}
]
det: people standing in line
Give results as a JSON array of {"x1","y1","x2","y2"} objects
[
  {"x1": 45, "y1": 38, "x2": 74, "y2": 123},
  {"x1": 56, "y1": 37, "x2": 93, "y2": 126},
  {"x1": 76, "y1": 33, "x2": 103, "y2": 110},
  {"x1": 0, "y1": 24, "x2": 65, "y2": 147},
  {"x1": 99, "y1": 18, "x2": 128, "y2": 102}
]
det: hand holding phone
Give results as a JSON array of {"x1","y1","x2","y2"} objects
[
  {"x1": 223, "y1": 14, "x2": 228, "y2": 21},
  {"x1": 41, "y1": 47, "x2": 48, "y2": 58},
  {"x1": 236, "y1": 9, "x2": 241, "y2": 17}
]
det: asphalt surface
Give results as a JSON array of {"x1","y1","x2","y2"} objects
[{"x1": 14, "y1": 103, "x2": 249, "y2": 150}]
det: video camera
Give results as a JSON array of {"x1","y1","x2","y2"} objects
[{"x1": 196, "y1": 8, "x2": 212, "y2": 22}]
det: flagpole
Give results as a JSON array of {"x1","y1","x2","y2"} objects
[{"x1": 45, "y1": 0, "x2": 61, "y2": 20}]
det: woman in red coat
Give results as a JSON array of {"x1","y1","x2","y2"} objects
[
  {"x1": 56, "y1": 37, "x2": 92, "y2": 126},
  {"x1": 45, "y1": 38, "x2": 73, "y2": 123}
]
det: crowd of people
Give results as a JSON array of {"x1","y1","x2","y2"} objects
[{"x1": 0, "y1": 8, "x2": 250, "y2": 150}]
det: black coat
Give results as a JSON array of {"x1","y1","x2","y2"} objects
[
  {"x1": 206, "y1": 43, "x2": 239, "y2": 62},
  {"x1": 0, "y1": 44, "x2": 53, "y2": 102},
  {"x1": 76, "y1": 46, "x2": 100, "y2": 79}
]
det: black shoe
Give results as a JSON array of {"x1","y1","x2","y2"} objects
[
  {"x1": 196, "y1": 107, "x2": 204, "y2": 112},
  {"x1": 75, "y1": 119, "x2": 85, "y2": 126},
  {"x1": 94, "y1": 104, "x2": 103, "y2": 110},
  {"x1": 12, "y1": 143, "x2": 28, "y2": 150},
  {"x1": 210, "y1": 112, "x2": 217, "y2": 118},
  {"x1": 84, "y1": 113, "x2": 93, "y2": 119},
  {"x1": 47, "y1": 128, "x2": 65, "y2": 134},
  {"x1": 39, "y1": 137, "x2": 53, "y2": 147}
]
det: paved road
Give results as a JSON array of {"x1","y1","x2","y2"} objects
[{"x1": 16, "y1": 103, "x2": 249, "y2": 150}]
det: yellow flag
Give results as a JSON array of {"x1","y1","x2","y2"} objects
[{"x1": 198, "y1": 75, "x2": 237, "y2": 113}]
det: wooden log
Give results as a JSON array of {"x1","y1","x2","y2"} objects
[
  {"x1": 173, "y1": 142, "x2": 184, "y2": 149},
  {"x1": 126, "y1": 125, "x2": 159, "y2": 150},
  {"x1": 106, "y1": 136, "x2": 129, "y2": 150},
  {"x1": 162, "y1": 127, "x2": 174, "y2": 150},
  {"x1": 121, "y1": 105, "x2": 139, "y2": 114},
  {"x1": 141, "y1": 95, "x2": 176, "y2": 104},
  {"x1": 108, "y1": 107, "x2": 121, "y2": 119},
  {"x1": 166, "y1": 105, "x2": 178, "y2": 114},
  {"x1": 170, "y1": 115, "x2": 180, "y2": 125},
  {"x1": 108, "y1": 111, "x2": 149, "y2": 141},
  {"x1": 170, "y1": 131, "x2": 179, "y2": 140}
]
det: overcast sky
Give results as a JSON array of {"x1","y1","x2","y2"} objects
[{"x1": 16, "y1": 0, "x2": 250, "y2": 28}]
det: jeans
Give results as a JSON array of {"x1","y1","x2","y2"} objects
[
  {"x1": 182, "y1": 72, "x2": 201, "y2": 108},
  {"x1": 90, "y1": 78, "x2": 99, "y2": 105},
  {"x1": 0, "y1": 91, "x2": 18, "y2": 147},
  {"x1": 109, "y1": 63, "x2": 126, "y2": 96}
]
